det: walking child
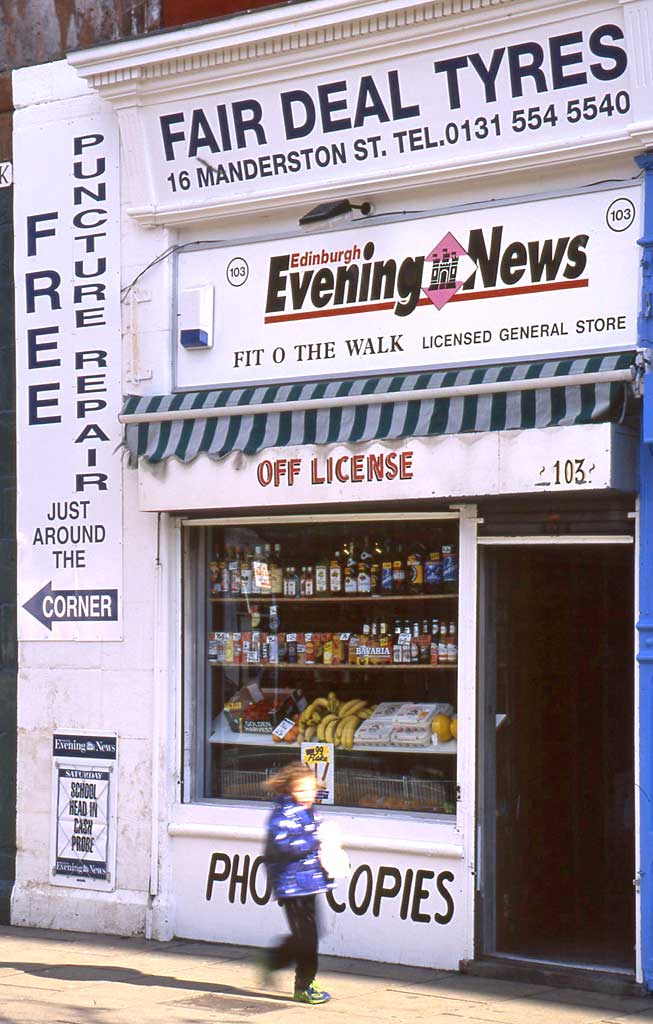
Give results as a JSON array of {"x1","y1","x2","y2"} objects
[{"x1": 261, "y1": 763, "x2": 332, "y2": 1004}]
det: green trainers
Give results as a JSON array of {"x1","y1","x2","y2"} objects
[{"x1": 293, "y1": 981, "x2": 331, "y2": 1004}]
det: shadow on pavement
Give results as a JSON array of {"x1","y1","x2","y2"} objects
[{"x1": 0, "y1": 961, "x2": 293, "y2": 1003}]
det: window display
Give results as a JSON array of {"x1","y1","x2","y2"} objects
[{"x1": 193, "y1": 518, "x2": 459, "y2": 815}]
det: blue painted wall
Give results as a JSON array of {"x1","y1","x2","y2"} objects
[{"x1": 636, "y1": 151, "x2": 653, "y2": 990}]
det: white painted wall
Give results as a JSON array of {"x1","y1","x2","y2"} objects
[
  {"x1": 12, "y1": 61, "x2": 170, "y2": 936},
  {"x1": 11, "y1": 0, "x2": 648, "y2": 958}
]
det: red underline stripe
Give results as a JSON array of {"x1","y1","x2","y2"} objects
[{"x1": 263, "y1": 278, "x2": 590, "y2": 325}]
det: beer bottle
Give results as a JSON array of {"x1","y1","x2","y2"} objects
[
  {"x1": 430, "y1": 619, "x2": 439, "y2": 665},
  {"x1": 424, "y1": 549, "x2": 443, "y2": 594},
  {"x1": 410, "y1": 624, "x2": 419, "y2": 664},
  {"x1": 269, "y1": 603, "x2": 280, "y2": 633},
  {"x1": 269, "y1": 544, "x2": 284, "y2": 596},
  {"x1": 380, "y1": 539, "x2": 394, "y2": 595},
  {"x1": 253, "y1": 544, "x2": 266, "y2": 594},
  {"x1": 357, "y1": 559, "x2": 371, "y2": 594},
  {"x1": 262, "y1": 544, "x2": 273, "y2": 593},
  {"x1": 304, "y1": 565, "x2": 315, "y2": 598},
  {"x1": 359, "y1": 622, "x2": 371, "y2": 665},
  {"x1": 240, "y1": 546, "x2": 252, "y2": 595},
  {"x1": 439, "y1": 621, "x2": 448, "y2": 663},
  {"x1": 220, "y1": 548, "x2": 230, "y2": 594},
  {"x1": 285, "y1": 566, "x2": 300, "y2": 598},
  {"x1": 329, "y1": 550, "x2": 343, "y2": 594},
  {"x1": 370, "y1": 561, "x2": 380, "y2": 594},
  {"x1": 406, "y1": 544, "x2": 424, "y2": 595},
  {"x1": 447, "y1": 621, "x2": 458, "y2": 665},
  {"x1": 229, "y1": 546, "x2": 241, "y2": 595},
  {"x1": 315, "y1": 552, "x2": 329, "y2": 594},
  {"x1": 392, "y1": 543, "x2": 406, "y2": 594},
  {"x1": 442, "y1": 543, "x2": 458, "y2": 593},
  {"x1": 344, "y1": 559, "x2": 358, "y2": 595}
]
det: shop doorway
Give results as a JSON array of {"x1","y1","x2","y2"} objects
[{"x1": 478, "y1": 542, "x2": 635, "y2": 970}]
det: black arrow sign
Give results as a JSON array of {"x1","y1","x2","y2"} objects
[{"x1": 23, "y1": 582, "x2": 118, "y2": 631}]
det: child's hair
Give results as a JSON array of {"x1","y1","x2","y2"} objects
[{"x1": 265, "y1": 762, "x2": 315, "y2": 796}]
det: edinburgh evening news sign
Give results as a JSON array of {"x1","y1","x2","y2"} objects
[
  {"x1": 147, "y1": 12, "x2": 640, "y2": 207},
  {"x1": 176, "y1": 185, "x2": 640, "y2": 389}
]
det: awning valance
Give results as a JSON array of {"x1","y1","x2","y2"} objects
[{"x1": 121, "y1": 352, "x2": 638, "y2": 464}]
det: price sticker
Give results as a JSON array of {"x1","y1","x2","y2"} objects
[{"x1": 301, "y1": 742, "x2": 334, "y2": 805}]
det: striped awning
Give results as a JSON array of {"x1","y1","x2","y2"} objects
[{"x1": 121, "y1": 352, "x2": 639, "y2": 464}]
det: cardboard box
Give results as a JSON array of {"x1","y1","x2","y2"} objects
[{"x1": 223, "y1": 686, "x2": 306, "y2": 734}]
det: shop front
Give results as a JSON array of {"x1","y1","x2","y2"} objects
[{"x1": 12, "y1": 0, "x2": 653, "y2": 991}]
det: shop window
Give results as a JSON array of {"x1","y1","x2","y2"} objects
[
  {"x1": 185, "y1": 518, "x2": 459, "y2": 815},
  {"x1": 163, "y1": 0, "x2": 285, "y2": 28}
]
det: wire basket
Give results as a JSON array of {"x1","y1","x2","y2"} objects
[
  {"x1": 337, "y1": 772, "x2": 456, "y2": 813},
  {"x1": 220, "y1": 768, "x2": 271, "y2": 801}
]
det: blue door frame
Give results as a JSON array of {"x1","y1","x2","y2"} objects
[{"x1": 636, "y1": 151, "x2": 653, "y2": 990}]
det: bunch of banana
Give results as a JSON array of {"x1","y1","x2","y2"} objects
[
  {"x1": 298, "y1": 694, "x2": 376, "y2": 747},
  {"x1": 298, "y1": 692, "x2": 342, "y2": 743},
  {"x1": 334, "y1": 698, "x2": 372, "y2": 749}
]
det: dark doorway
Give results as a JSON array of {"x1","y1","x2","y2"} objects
[{"x1": 481, "y1": 544, "x2": 635, "y2": 969}]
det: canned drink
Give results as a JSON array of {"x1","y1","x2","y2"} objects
[
  {"x1": 209, "y1": 562, "x2": 221, "y2": 595},
  {"x1": 268, "y1": 635, "x2": 278, "y2": 664},
  {"x1": 224, "y1": 634, "x2": 234, "y2": 664},
  {"x1": 305, "y1": 633, "x2": 315, "y2": 665},
  {"x1": 208, "y1": 632, "x2": 218, "y2": 661}
]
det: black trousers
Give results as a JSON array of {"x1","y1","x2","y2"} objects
[{"x1": 268, "y1": 893, "x2": 319, "y2": 990}]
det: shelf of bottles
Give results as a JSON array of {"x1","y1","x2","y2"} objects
[{"x1": 202, "y1": 522, "x2": 460, "y2": 812}]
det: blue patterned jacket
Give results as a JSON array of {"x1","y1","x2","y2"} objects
[{"x1": 264, "y1": 796, "x2": 330, "y2": 900}]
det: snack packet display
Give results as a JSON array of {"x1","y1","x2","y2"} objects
[
  {"x1": 390, "y1": 723, "x2": 433, "y2": 747},
  {"x1": 353, "y1": 719, "x2": 394, "y2": 746}
]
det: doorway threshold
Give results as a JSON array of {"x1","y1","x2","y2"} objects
[{"x1": 460, "y1": 955, "x2": 645, "y2": 997}]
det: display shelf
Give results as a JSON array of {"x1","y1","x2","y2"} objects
[
  {"x1": 210, "y1": 714, "x2": 506, "y2": 749},
  {"x1": 210, "y1": 593, "x2": 457, "y2": 604},
  {"x1": 209, "y1": 713, "x2": 457, "y2": 754},
  {"x1": 209, "y1": 661, "x2": 457, "y2": 671}
]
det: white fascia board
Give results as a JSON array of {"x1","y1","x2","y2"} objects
[{"x1": 66, "y1": 0, "x2": 598, "y2": 98}]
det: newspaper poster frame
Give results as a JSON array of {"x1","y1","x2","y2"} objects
[{"x1": 50, "y1": 733, "x2": 118, "y2": 892}]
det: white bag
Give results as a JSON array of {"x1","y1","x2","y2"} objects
[{"x1": 318, "y1": 820, "x2": 351, "y2": 879}]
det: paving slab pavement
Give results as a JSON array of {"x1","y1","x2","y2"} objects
[{"x1": 0, "y1": 926, "x2": 650, "y2": 1024}]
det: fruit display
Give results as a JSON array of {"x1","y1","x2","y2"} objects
[
  {"x1": 298, "y1": 692, "x2": 374, "y2": 749},
  {"x1": 355, "y1": 703, "x2": 456, "y2": 749},
  {"x1": 431, "y1": 712, "x2": 455, "y2": 743}
]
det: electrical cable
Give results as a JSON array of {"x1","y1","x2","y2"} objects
[{"x1": 121, "y1": 167, "x2": 645, "y2": 299}]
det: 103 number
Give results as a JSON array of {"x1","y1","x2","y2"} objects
[{"x1": 552, "y1": 458, "x2": 589, "y2": 486}]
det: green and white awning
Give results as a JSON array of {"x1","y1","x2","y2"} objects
[{"x1": 120, "y1": 352, "x2": 638, "y2": 464}]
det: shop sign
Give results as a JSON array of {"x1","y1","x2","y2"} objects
[
  {"x1": 145, "y1": 11, "x2": 639, "y2": 210},
  {"x1": 176, "y1": 186, "x2": 639, "y2": 389},
  {"x1": 138, "y1": 425, "x2": 637, "y2": 512},
  {"x1": 14, "y1": 99, "x2": 123, "y2": 641},
  {"x1": 50, "y1": 734, "x2": 118, "y2": 892},
  {"x1": 170, "y1": 835, "x2": 464, "y2": 969}
]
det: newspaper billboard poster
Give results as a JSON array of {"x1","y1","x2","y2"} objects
[{"x1": 51, "y1": 734, "x2": 117, "y2": 891}]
